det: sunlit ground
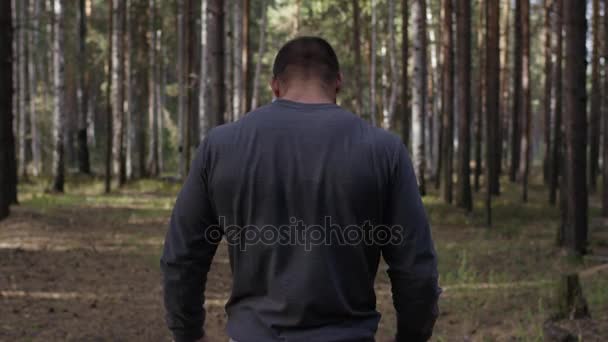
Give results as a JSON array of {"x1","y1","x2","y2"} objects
[{"x1": 1, "y1": 171, "x2": 607, "y2": 341}]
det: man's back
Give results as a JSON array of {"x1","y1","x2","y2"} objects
[
  {"x1": 161, "y1": 36, "x2": 439, "y2": 342},
  {"x1": 162, "y1": 99, "x2": 439, "y2": 342}
]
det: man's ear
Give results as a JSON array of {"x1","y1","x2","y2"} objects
[
  {"x1": 335, "y1": 73, "x2": 343, "y2": 94},
  {"x1": 270, "y1": 78, "x2": 281, "y2": 98}
]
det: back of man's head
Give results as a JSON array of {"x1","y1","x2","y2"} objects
[{"x1": 272, "y1": 37, "x2": 340, "y2": 86}]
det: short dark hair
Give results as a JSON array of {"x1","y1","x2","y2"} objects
[{"x1": 272, "y1": 37, "x2": 340, "y2": 84}]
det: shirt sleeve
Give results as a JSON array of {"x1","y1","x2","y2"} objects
[
  {"x1": 381, "y1": 142, "x2": 441, "y2": 342},
  {"x1": 160, "y1": 138, "x2": 222, "y2": 342}
]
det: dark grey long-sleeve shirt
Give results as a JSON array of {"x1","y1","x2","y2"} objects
[{"x1": 161, "y1": 99, "x2": 440, "y2": 342}]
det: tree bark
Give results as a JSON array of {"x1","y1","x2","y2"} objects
[
  {"x1": 401, "y1": 0, "x2": 410, "y2": 148},
  {"x1": 353, "y1": 0, "x2": 363, "y2": 115},
  {"x1": 550, "y1": 0, "x2": 563, "y2": 206},
  {"x1": 589, "y1": 0, "x2": 600, "y2": 193},
  {"x1": 510, "y1": 0, "x2": 523, "y2": 182},
  {"x1": 250, "y1": 0, "x2": 267, "y2": 110},
  {"x1": 521, "y1": 0, "x2": 531, "y2": 202},
  {"x1": 18, "y1": 0, "x2": 29, "y2": 179},
  {"x1": 441, "y1": 0, "x2": 453, "y2": 204},
  {"x1": 1, "y1": 0, "x2": 14, "y2": 219},
  {"x1": 77, "y1": 0, "x2": 90, "y2": 174},
  {"x1": 384, "y1": 0, "x2": 399, "y2": 130},
  {"x1": 412, "y1": 0, "x2": 427, "y2": 195},
  {"x1": 232, "y1": 0, "x2": 243, "y2": 119},
  {"x1": 456, "y1": 0, "x2": 472, "y2": 211},
  {"x1": 499, "y1": 0, "x2": 511, "y2": 178},
  {"x1": 29, "y1": 0, "x2": 41, "y2": 177},
  {"x1": 543, "y1": 0, "x2": 553, "y2": 185},
  {"x1": 562, "y1": 0, "x2": 588, "y2": 254},
  {"x1": 243, "y1": 0, "x2": 251, "y2": 112},
  {"x1": 369, "y1": 0, "x2": 377, "y2": 126},
  {"x1": 51, "y1": 0, "x2": 65, "y2": 192},
  {"x1": 474, "y1": 0, "x2": 485, "y2": 192},
  {"x1": 146, "y1": 0, "x2": 159, "y2": 177},
  {"x1": 603, "y1": 0, "x2": 608, "y2": 216},
  {"x1": 105, "y1": 0, "x2": 113, "y2": 192},
  {"x1": 111, "y1": 0, "x2": 126, "y2": 185},
  {"x1": 209, "y1": 0, "x2": 226, "y2": 127},
  {"x1": 484, "y1": 0, "x2": 499, "y2": 222},
  {"x1": 177, "y1": 0, "x2": 186, "y2": 179}
]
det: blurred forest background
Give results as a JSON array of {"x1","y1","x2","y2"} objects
[{"x1": 1, "y1": 0, "x2": 608, "y2": 340}]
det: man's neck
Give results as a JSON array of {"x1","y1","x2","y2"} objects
[{"x1": 279, "y1": 86, "x2": 336, "y2": 104}]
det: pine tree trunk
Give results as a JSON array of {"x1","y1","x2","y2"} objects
[
  {"x1": 369, "y1": 0, "x2": 377, "y2": 126},
  {"x1": 589, "y1": 0, "x2": 600, "y2": 193},
  {"x1": 543, "y1": 0, "x2": 553, "y2": 186},
  {"x1": 76, "y1": 0, "x2": 90, "y2": 174},
  {"x1": 111, "y1": 0, "x2": 126, "y2": 185},
  {"x1": 1, "y1": 0, "x2": 14, "y2": 219},
  {"x1": 29, "y1": 0, "x2": 41, "y2": 177},
  {"x1": 563, "y1": 0, "x2": 588, "y2": 255},
  {"x1": 401, "y1": 0, "x2": 410, "y2": 148},
  {"x1": 484, "y1": 0, "x2": 499, "y2": 222},
  {"x1": 177, "y1": 0, "x2": 186, "y2": 179},
  {"x1": 157, "y1": 30, "x2": 164, "y2": 174},
  {"x1": 549, "y1": 0, "x2": 563, "y2": 206},
  {"x1": 353, "y1": 0, "x2": 363, "y2": 115},
  {"x1": 232, "y1": 0, "x2": 243, "y2": 119},
  {"x1": 499, "y1": 0, "x2": 511, "y2": 177},
  {"x1": 457, "y1": 0, "x2": 472, "y2": 211},
  {"x1": 125, "y1": 0, "x2": 135, "y2": 180},
  {"x1": 146, "y1": 0, "x2": 159, "y2": 177},
  {"x1": 521, "y1": 0, "x2": 531, "y2": 202},
  {"x1": 441, "y1": 0, "x2": 453, "y2": 203},
  {"x1": 603, "y1": 0, "x2": 608, "y2": 216},
  {"x1": 18, "y1": 0, "x2": 29, "y2": 179},
  {"x1": 474, "y1": 0, "x2": 485, "y2": 193},
  {"x1": 105, "y1": 0, "x2": 113, "y2": 192},
  {"x1": 250, "y1": 1, "x2": 267, "y2": 110},
  {"x1": 200, "y1": 0, "x2": 210, "y2": 137},
  {"x1": 243, "y1": 0, "x2": 251, "y2": 113},
  {"x1": 412, "y1": 0, "x2": 427, "y2": 195},
  {"x1": 224, "y1": 0, "x2": 232, "y2": 123},
  {"x1": 209, "y1": 0, "x2": 225, "y2": 126},
  {"x1": 51, "y1": 0, "x2": 65, "y2": 192},
  {"x1": 510, "y1": 0, "x2": 523, "y2": 182},
  {"x1": 384, "y1": 0, "x2": 398, "y2": 130}
]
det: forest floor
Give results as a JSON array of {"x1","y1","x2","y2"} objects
[{"x1": 1, "y1": 174, "x2": 608, "y2": 341}]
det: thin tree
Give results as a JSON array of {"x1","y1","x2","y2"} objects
[
  {"x1": 603, "y1": 0, "x2": 608, "y2": 216},
  {"x1": 543, "y1": 0, "x2": 553, "y2": 185},
  {"x1": 51, "y1": 0, "x2": 65, "y2": 192},
  {"x1": 76, "y1": 0, "x2": 90, "y2": 174},
  {"x1": 412, "y1": 0, "x2": 427, "y2": 195},
  {"x1": 589, "y1": 0, "x2": 600, "y2": 192},
  {"x1": 510, "y1": 0, "x2": 523, "y2": 182},
  {"x1": 440, "y1": 0, "x2": 453, "y2": 203},
  {"x1": 353, "y1": 0, "x2": 363, "y2": 115},
  {"x1": 549, "y1": 0, "x2": 563, "y2": 206},
  {"x1": 499, "y1": 0, "x2": 511, "y2": 177},
  {"x1": 177, "y1": 0, "x2": 186, "y2": 178},
  {"x1": 125, "y1": 0, "x2": 134, "y2": 179},
  {"x1": 18, "y1": 0, "x2": 29, "y2": 179},
  {"x1": 29, "y1": 0, "x2": 41, "y2": 176},
  {"x1": 383, "y1": 0, "x2": 399, "y2": 130},
  {"x1": 250, "y1": 0, "x2": 267, "y2": 110},
  {"x1": 401, "y1": 0, "x2": 410, "y2": 148},
  {"x1": 1, "y1": 0, "x2": 14, "y2": 219},
  {"x1": 562, "y1": 0, "x2": 588, "y2": 254},
  {"x1": 521, "y1": 0, "x2": 531, "y2": 202},
  {"x1": 111, "y1": 0, "x2": 126, "y2": 185},
  {"x1": 474, "y1": 0, "x2": 485, "y2": 192},
  {"x1": 209, "y1": 0, "x2": 225, "y2": 126},
  {"x1": 457, "y1": 0, "x2": 472, "y2": 211},
  {"x1": 370, "y1": 0, "x2": 377, "y2": 126},
  {"x1": 232, "y1": 0, "x2": 243, "y2": 119},
  {"x1": 105, "y1": 0, "x2": 114, "y2": 193},
  {"x1": 485, "y1": 0, "x2": 499, "y2": 222},
  {"x1": 146, "y1": 0, "x2": 159, "y2": 177},
  {"x1": 243, "y1": 0, "x2": 251, "y2": 112}
]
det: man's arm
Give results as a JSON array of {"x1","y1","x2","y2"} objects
[
  {"x1": 381, "y1": 142, "x2": 440, "y2": 342},
  {"x1": 161, "y1": 139, "x2": 221, "y2": 342}
]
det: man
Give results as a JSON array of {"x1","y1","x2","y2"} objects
[{"x1": 161, "y1": 37, "x2": 440, "y2": 342}]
